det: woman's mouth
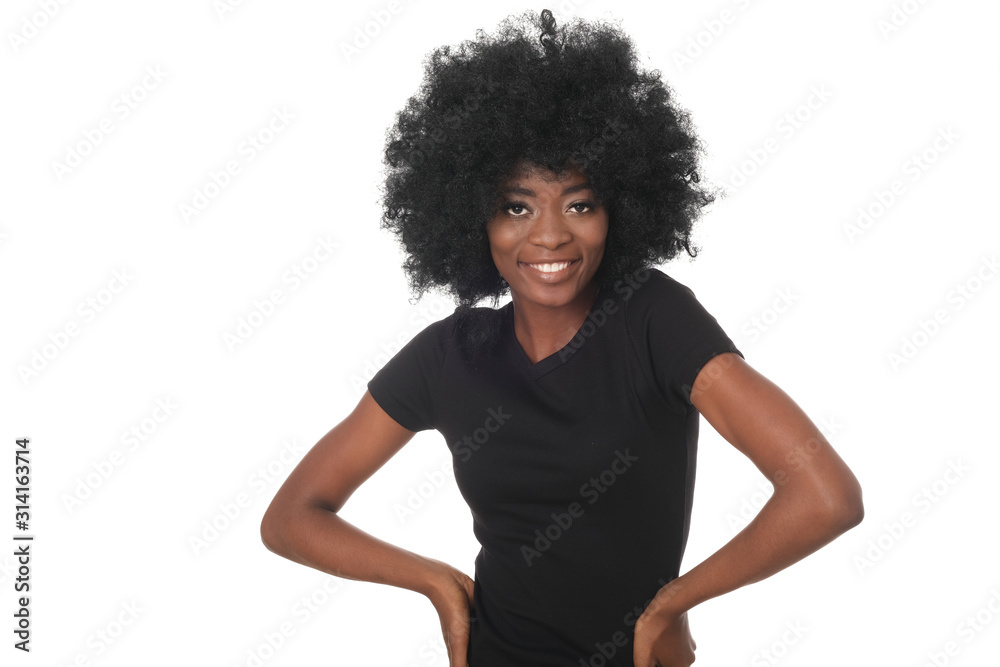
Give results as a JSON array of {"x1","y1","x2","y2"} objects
[{"x1": 519, "y1": 259, "x2": 579, "y2": 282}]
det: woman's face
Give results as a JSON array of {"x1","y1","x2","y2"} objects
[{"x1": 486, "y1": 160, "x2": 608, "y2": 310}]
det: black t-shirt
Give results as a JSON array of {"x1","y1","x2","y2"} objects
[{"x1": 367, "y1": 267, "x2": 744, "y2": 666}]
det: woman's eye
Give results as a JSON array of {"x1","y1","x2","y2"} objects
[{"x1": 500, "y1": 200, "x2": 594, "y2": 216}]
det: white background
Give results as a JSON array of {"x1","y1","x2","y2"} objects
[{"x1": 2, "y1": 0, "x2": 998, "y2": 665}]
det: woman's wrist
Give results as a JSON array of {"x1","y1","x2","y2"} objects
[
  {"x1": 418, "y1": 555, "x2": 456, "y2": 605},
  {"x1": 648, "y1": 575, "x2": 694, "y2": 618}
]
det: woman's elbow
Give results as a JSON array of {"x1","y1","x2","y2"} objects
[
  {"x1": 820, "y1": 475, "x2": 865, "y2": 532},
  {"x1": 834, "y1": 493, "x2": 864, "y2": 531},
  {"x1": 260, "y1": 504, "x2": 291, "y2": 555}
]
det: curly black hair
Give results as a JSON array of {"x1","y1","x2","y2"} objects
[{"x1": 378, "y1": 8, "x2": 720, "y2": 367}]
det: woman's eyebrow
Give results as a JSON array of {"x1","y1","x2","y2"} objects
[{"x1": 499, "y1": 182, "x2": 592, "y2": 197}]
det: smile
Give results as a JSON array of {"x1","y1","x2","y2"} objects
[{"x1": 519, "y1": 259, "x2": 578, "y2": 281}]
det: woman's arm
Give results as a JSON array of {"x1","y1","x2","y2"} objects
[
  {"x1": 260, "y1": 391, "x2": 476, "y2": 665},
  {"x1": 261, "y1": 390, "x2": 432, "y2": 590},
  {"x1": 634, "y1": 352, "x2": 864, "y2": 666}
]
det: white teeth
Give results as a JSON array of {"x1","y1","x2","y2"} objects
[{"x1": 526, "y1": 261, "x2": 571, "y2": 273}]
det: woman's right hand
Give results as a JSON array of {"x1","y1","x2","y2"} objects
[{"x1": 424, "y1": 558, "x2": 476, "y2": 667}]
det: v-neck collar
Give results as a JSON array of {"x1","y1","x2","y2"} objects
[{"x1": 504, "y1": 281, "x2": 610, "y2": 380}]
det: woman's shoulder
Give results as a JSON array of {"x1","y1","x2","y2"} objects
[
  {"x1": 612, "y1": 266, "x2": 693, "y2": 310},
  {"x1": 614, "y1": 265, "x2": 730, "y2": 338}
]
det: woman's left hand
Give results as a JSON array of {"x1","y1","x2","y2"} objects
[{"x1": 633, "y1": 598, "x2": 697, "y2": 667}]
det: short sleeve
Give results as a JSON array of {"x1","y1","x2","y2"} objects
[
  {"x1": 625, "y1": 269, "x2": 744, "y2": 410},
  {"x1": 366, "y1": 316, "x2": 452, "y2": 432}
]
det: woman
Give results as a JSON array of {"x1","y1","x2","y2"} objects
[{"x1": 260, "y1": 9, "x2": 864, "y2": 666}]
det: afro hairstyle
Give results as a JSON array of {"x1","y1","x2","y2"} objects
[{"x1": 378, "y1": 8, "x2": 721, "y2": 367}]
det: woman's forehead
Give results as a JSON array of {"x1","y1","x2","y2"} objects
[{"x1": 502, "y1": 158, "x2": 587, "y2": 184}]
